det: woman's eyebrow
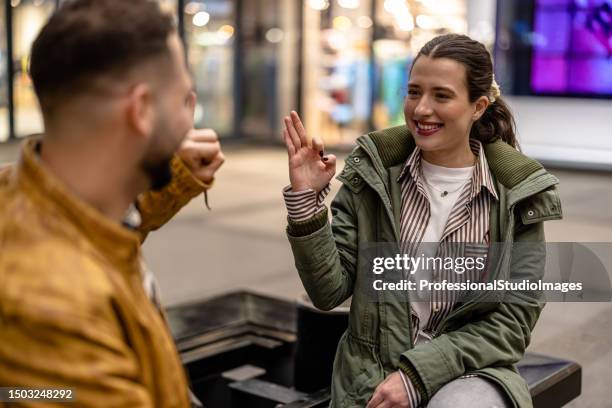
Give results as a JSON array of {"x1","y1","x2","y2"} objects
[
  {"x1": 432, "y1": 86, "x2": 456, "y2": 95},
  {"x1": 408, "y1": 83, "x2": 455, "y2": 92}
]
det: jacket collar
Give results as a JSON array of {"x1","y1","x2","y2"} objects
[
  {"x1": 357, "y1": 125, "x2": 549, "y2": 192},
  {"x1": 14, "y1": 138, "x2": 141, "y2": 265}
]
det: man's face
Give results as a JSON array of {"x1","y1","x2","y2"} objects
[{"x1": 141, "y1": 33, "x2": 195, "y2": 191}]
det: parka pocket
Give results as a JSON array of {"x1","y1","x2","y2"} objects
[{"x1": 332, "y1": 332, "x2": 384, "y2": 407}]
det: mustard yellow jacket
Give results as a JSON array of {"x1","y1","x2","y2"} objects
[{"x1": 0, "y1": 139, "x2": 209, "y2": 407}]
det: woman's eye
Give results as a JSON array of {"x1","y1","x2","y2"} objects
[
  {"x1": 436, "y1": 93, "x2": 450, "y2": 100},
  {"x1": 407, "y1": 90, "x2": 419, "y2": 97}
]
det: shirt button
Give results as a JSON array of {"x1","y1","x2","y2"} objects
[
  {"x1": 353, "y1": 157, "x2": 361, "y2": 164},
  {"x1": 352, "y1": 177, "x2": 360, "y2": 185},
  {"x1": 527, "y1": 210, "x2": 535, "y2": 216}
]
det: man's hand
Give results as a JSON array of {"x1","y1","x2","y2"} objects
[
  {"x1": 366, "y1": 372, "x2": 411, "y2": 408},
  {"x1": 177, "y1": 128, "x2": 225, "y2": 185}
]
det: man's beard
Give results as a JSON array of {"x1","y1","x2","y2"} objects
[
  {"x1": 142, "y1": 154, "x2": 173, "y2": 191},
  {"x1": 141, "y1": 115, "x2": 179, "y2": 191}
]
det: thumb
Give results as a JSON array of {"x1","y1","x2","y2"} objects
[{"x1": 323, "y1": 154, "x2": 337, "y2": 173}]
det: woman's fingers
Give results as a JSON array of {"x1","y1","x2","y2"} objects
[
  {"x1": 366, "y1": 391, "x2": 384, "y2": 408},
  {"x1": 282, "y1": 129, "x2": 296, "y2": 157},
  {"x1": 312, "y1": 136, "x2": 325, "y2": 154},
  {"x1": 284, "y1": 116, "x2": 302, "y2": 150},
  {"x1": 322, "y1": 154, "x2": 337, "y2": 171},
  {"x1": 290, "y1": 111, "x2": 309, "y2": 148}
]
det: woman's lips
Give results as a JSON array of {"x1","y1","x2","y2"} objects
[
  {"x1": 413, "y1": 120, "x2": 444, "y2": 136},
  {"x1": 414, "y1": 120, "x2": 443, "y2": 137}
]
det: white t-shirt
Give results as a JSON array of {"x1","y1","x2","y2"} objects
[
  {"x1": 412, "y1": 159, "x2": 474, "y2": 335},
  {"x1": 420, "y1": 159, "x2": 474, "y2": 242}
]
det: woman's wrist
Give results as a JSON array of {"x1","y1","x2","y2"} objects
[{"x1": 290, "y1": 184, "x2": 312, "y2": 193}]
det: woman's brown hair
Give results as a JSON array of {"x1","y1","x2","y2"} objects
[{"x1": 411, "y1": 34, "x2": 519, "y2": 149}]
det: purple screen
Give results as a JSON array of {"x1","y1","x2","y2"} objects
[{"x1": 531, "y1": 0, "x2": 612, "y2": 95}]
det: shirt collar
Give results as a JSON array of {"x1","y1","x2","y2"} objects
[
  {"x1": 398, "y1": 143, "x2": 424, "y2": 185},
  {"x1": 470, "y1": 139, "x2": 499, "y2": 201},
  {"x1": 398, "y1": 139, "x2": 499, "y2": 201}
]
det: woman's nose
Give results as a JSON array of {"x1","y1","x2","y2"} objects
[{"x1": 414, "y1": 97, "x2": 433, "y2": 117}]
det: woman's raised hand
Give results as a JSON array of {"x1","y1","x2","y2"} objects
[{"x1": 282, "y1": 111, "x2": 337, "y2": 193}]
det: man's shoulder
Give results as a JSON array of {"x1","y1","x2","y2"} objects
[
  {"x1": 0, "y1": 182, "x2": 76, "y2": 252},
  {"x1": 0, "y1": 166, "x2": 128, "y2": 321},
  {"x1": 0, "y1": 232, "x2": 117, "y2": 324}
]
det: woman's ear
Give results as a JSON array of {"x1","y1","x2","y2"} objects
[{"x1": 473, "y1": 95, "x2": 490, "y2": 121}]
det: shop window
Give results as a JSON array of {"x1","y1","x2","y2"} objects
[
  {"x1": 0, "y1": 0, "x2": 8, "y2": 142},
  {"x1": 240, "y1": 0, "x2": 300, "y2": 141},
  {"x1": 303, "y1": 0, "x2": 468, "y2": 147},
  {"x1": 12, "y1": 0, "x2": 54, "y2": 138},
  {"x1": 303, "y1": 0, "x2": 375, "y2": 147},
  {"x1": 184, "y1": 0, "x2": 235, "y2": 137}
]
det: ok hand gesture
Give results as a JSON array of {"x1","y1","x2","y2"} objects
[{"x1": 282, "y1": 111, "x2": 336, "y2": 193}]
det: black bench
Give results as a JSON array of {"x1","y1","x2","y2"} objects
[{"x1": 167, "y1": 291, "x2": 581, "y2": 408}]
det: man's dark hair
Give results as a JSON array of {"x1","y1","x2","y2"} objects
[{"x1": 30, "y1": 0, "x2": 175, "y2": 117}]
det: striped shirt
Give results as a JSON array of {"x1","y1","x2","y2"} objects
[
  {"x1": 396, "y1": 139, "x2": 497, "y2": 407},
  {"x1": 283, "y1": 139, "x2": 498, "y2": 407},
  {"x1": 283, "y1": 184, "x2": 331, "y2": 221},
  {"x1": 399, "y1": 139, "x2": 498, "y2": 341}
]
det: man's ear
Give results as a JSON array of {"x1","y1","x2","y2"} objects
[
  {"x1": 473, "y1": 95, "x2": 490, "y2": 121},
  {"x1": 126, "y1": 83, "x2": 155, "y2": 139}
]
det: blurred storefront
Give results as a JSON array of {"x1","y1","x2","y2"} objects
[
  {"x1": 1, "y1": 0, "x2": 8, "y2": 142},
  {"x1": 0, "y1": 0, "x2": 468, "y2": 145},
  {"x1": 181, "y1": 0, "x2": 301, "y2": 141},
  {"x1": 302, "y1": 0, "x2": 468, "y2": 147},
  {"x1": 12, "y1": 0, "x2": 54, "y2": 139}
]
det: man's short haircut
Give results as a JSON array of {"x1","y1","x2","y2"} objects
[{"x1": 30, "y1": 0, "x2": 175, "y2": 117}]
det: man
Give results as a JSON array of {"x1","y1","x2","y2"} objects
[{"x1": 0, "y1": 0, "x2": 223, "y2": 406}]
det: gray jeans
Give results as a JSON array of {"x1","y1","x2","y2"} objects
[{"x1": 427, "y1": 376, "x2": 511, "y2": 408}]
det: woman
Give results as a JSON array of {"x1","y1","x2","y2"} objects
[{"x1": 281, "y1": 34, "x2": 562, "y2": 408}]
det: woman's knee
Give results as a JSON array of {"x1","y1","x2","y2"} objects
[{"x1": 426, "y1": 376, "x2": 511, "y2": 408}]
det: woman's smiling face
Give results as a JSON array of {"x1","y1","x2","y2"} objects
[{"x1": 404, "y1": 56, "x2": 486, "y2": 155}]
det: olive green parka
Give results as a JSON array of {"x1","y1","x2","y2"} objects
[{"x1": 286, "y1": 126, "x2": 563, "y2": 408}]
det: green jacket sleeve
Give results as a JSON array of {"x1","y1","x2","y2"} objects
[
  {"x1": 399, "y1": 218, "x2": 546, "y2": 403},
  {"x1": 286, "y1": 184, "x2": 358, "y2": 311}
]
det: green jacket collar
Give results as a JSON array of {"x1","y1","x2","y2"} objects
[
  {"x1": 357, "y1": 125, "x2": 543, "y2": 187},
  {"x1": 341, "y1": 126, "x2": 562, "y2": 240},
  {"x1": 353, "y1": 125, "x2": 558, "y2": 202}
]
